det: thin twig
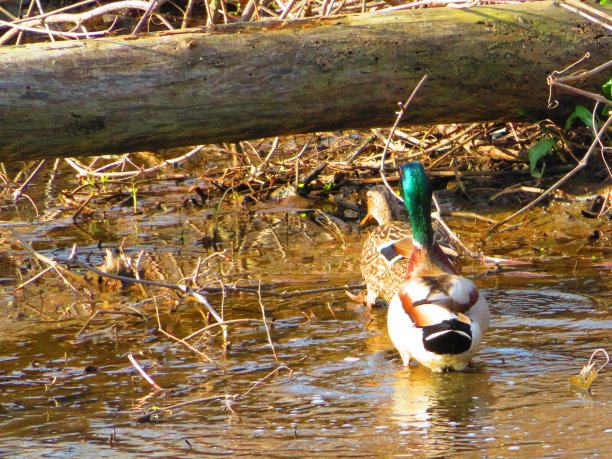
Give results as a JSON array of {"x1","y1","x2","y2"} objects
[
  {"x1": 553, "y1": 60, "x2": 612, "y2": 85},
  {"x1": 380, "y1": 74, "x2": 428, "y2": 202},
  {"x1": 258, "y1": 282, "x2": 278, "y2": 362},
  {"x1": 128, "y1": 353, "x2": 164, "y2": 390},
  {"x1": 76, "y1": 309, "x2": 148, "y2": 338},
  {"x1": 443, "y1": 211, "x2": 497, "y2": 225},
  {"x1": 181, "y1": 0, "x2": 196, "y2": 28},
  {"x1": 34, "y1": 0, "x2": 55, "y2": 42},
  {"x1": 6, "y1": 0, "x2": 100, "y2": 25},
  {"x1": 154, "y1": 298, "x2": 218, "y2": 364},
  {"x1": 0, "y1": 17, "x2": 108, "y2": 44},
  {"x1": 130, "y1": 395, "x2": 230, "y2": 423},
  {"x1": 14, "y1": 0, "x2": 35, "y2": 44},
  {"x1": 132, "y1": 0, "x2": 159, "y2": 35},
  {"x1": 12, "y1": 160, "x2": 45, "y2": 201},
  {"x1": 13, "y1": 266, "x2": 55, "y2": 292},
  {"x1": 550, "y1": 80, "x2": 612, "y2": 106},
  {"x1": 431, "y1": 212, "x2": 476, "y2": 257},
  {"x1": 182, "y1": 318, "x2": 264, "y2": 341}
]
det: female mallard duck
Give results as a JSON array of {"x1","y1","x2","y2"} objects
[
  {"x1": 387, "y1": 162, "x2": 489, "y2": 371},
  {"x1": 360, "y1": 185, "x2": 408, "y2": 308},
  {"x1": 360, "y1": 185, "x2": 458, "y2": 309}
]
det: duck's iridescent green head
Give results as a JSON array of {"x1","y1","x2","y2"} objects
[{"x1": 399, "y1": 162, "x2": 434, "y2": 247}]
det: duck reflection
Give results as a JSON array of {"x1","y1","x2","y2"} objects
[{"x1": 387, "y1": 365, "x2": 494, "y2": 455}]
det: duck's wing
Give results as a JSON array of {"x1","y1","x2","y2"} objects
[
  {"x1": 363, "y1": 222, "x2": 412, "y2": 267},
  {"x1": 397, "y1": 274, "x2": 480, "y2": 327},
  {"x1": 361, "y1": 222, "x2": 412, "y2": 303}
]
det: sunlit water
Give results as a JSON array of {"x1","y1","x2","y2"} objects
[{"x1": 0, "y1": 166, "x2": 610, "y2": 458}]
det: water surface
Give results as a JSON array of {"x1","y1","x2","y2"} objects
[{"x1": 0, "y1": 163, "x2": 610, "y2": 458}]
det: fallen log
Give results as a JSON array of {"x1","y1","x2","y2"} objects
[{"x1": 0, "y1": 1, "x2": 609, "y2": 161}]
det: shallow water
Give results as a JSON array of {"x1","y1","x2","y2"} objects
[{"x1": 0, "y1": 164, "x2": 610, "y2": 458}]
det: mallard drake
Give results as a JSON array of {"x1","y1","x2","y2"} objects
[
  {"x1": 387, "y1": 162, "x2": 489, "y2": 371},
  {"x1": 360, "y1": 185, "x2": 458, "y2": 308}
]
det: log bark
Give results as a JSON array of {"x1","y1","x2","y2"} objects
[{"x1": 0, "y1": 1, "x2": 609, "y2": 161}]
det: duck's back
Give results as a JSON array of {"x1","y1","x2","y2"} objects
[{"x1": 361, "y1": 221, "x2": 412, "y2": 304}]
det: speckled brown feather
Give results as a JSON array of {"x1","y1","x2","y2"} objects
[{"x1": 361, "y1": 221, "x2": 412, "y2": 304}]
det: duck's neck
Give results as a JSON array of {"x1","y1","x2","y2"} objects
[
  {"x1": 406, "y1": 243, "x2": 456, "y2": 278},
  {"x1": 368, "y1": 187, "x2": 401, "y2": 226},
  {"x1": 400, "y1": 163, "x2": 434, "y2": 248},
  {"x1": 372, "y1": 199, "x2": 396, "y2": 226},
  {"x1": 400, "y1": 163, "x2": 456, "y2": 278}
]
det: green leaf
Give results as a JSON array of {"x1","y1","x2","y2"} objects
[
  {"x1": 601, "y1": 0, "x2": 610, "y2": 5},
  {"x1": 602, "y1": 78, "x2": 612, "y2": 98},
  {"x1": 602, "y1": 79, "x2": 611, "y2": 117},
  {"x1": 528, "y1": 138, "x2": 555, "y2": 178},
  {"x1": 565, "y1": 105, "x2": 593, "y2": 130}
]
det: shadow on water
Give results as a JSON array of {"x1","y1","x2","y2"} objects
[{"x1": 0, "y1": 164, "x2": 610, "y2": 458}]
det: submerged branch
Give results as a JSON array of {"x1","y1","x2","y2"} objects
[{"x1": 128, "y1": 364, "x2": 293, "y2": 423}]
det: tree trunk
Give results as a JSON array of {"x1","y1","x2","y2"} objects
[{"x1": 0, "y1": 1, "x2": 608, "y2": 161}]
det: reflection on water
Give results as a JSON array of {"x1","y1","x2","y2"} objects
[
  {"x1": 388, "y1": 369, "x2": 494, "y2": 453},
  {"x1": 0, "y1": 170, "x2": 610, "y2": 457}
]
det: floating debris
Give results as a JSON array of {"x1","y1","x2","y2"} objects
[{"x1": 569, "y1": 348, "x2": 609, "y2": 392}]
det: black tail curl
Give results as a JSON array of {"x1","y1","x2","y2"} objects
[{"x1": 421, "y1": 319, "x2": 472, "y2": 355}]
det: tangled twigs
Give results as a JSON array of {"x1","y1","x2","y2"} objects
[
  {"x1": 132, "y1": 0, "x2": 160, "y2": 35},
  {"x1": 11, "y1": 228, "x2": 225, "y2": 329},
  {"x1": 154, "y1": 299, "x2": 219, "y2": 364},
  {"x1": 11, "y1": 229, "x2": 90, "y2": 294},
  {"x1": 558, "y1": 0, "x2": 612, "y2": 32},
  {"x1": 0, "y1": 0, "x2": 173, "y2": 45},
  {"x1": 0, "y1": 18, "x2": 109, "y2": 44},
  {"x1": 11, "y1": 228, "x2": 364, "y2": 301},
  {"x1": 119, "y1": 258, "x2": 363, "y2": 296},
  {"x1": 376, "y1": 75, "x2": 480, "y2": 259},
  {"x1": 548, "y1": 55, "x2": 612, "y2": 108},
  {"x1": 64, "y1": 145, "x2": 205, "y2": 179},
  {"x1": 490, "y1": 53, "x2": 612, "y2": 235},
  {"x1": 2, "y1": 0, "x2": 479, "y2": 46},
  {"x1": 16, "y1": 244, "x2": 365, "y2": 298},
  {"x1": 488, "y1": 111, "x2": 612, "y2": 234}
]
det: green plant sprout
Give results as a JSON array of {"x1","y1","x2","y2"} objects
[
  {"x1": 82, "y1": 173, "x2": 96, "y2": 190},
  {"x1": 128, "y1": 182, "x2": 138, "y2": 213},
  {"x1": 99, "y1": 175, "x2": 109, "y2": 192}
]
